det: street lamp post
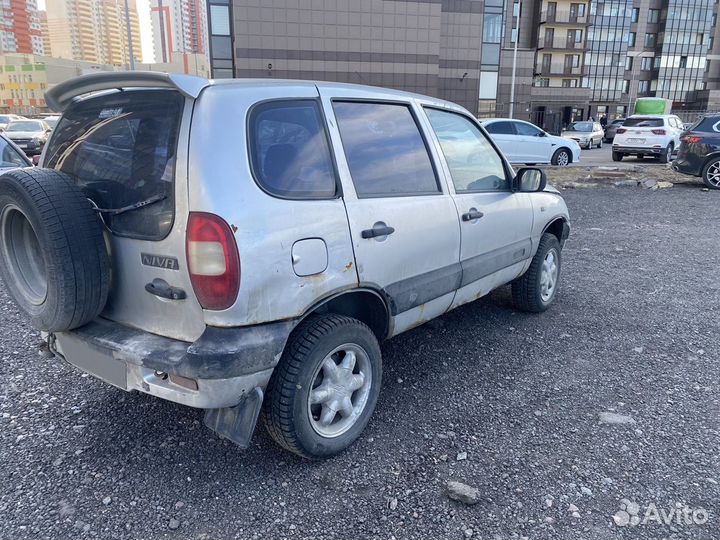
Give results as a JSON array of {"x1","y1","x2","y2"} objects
[{"x1": 509, "y1": 0, "x2": 522, "y2": 118}]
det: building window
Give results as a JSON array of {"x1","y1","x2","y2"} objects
[
  {"x1": 679, "y1": 56, "x2": 688, "y2": 68},
  {"x1": 641, "y1": 57, "x2": 653, "y2": 70},
  {"x1": 479, "y1": 71, "x2": 499, "y2": 99},
  {"x1": 644, "y1": 33, "x2": 657, "y2": 48},
  {"x1": 623, "y1": 79, "x2": 630, "y2": 93},
  {"x1": 562, "y1": 79, "x2": 578, "y2": 87},
  {"x1": 648, "y1": 9, "x2": 660, "y2": 23},
  {"x1": 628, "y1": 32, "x2": 636, "y2": 47},
  {"x1": 638, "y1": 80, "x2": 649, "y2": 94},
  {"x1": 631, "y1": 8, "x2": 639, "y2": 23},
  {"x1": 483, "y1": 13, "x2": 503, "y2": 44},
  {"x1": 625, "y1": 56, "x2": 633, "y2": 70}
]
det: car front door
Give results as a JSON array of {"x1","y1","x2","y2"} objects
[
  {"x1": 319, "y1": 89, "x2": 462, "y2": 336},
  {"x1": 484, "y1": 120, "x2": 520, "y2": 162},
  {"x1": 422, "y1": 107, "x2": 534, "y2": 309},
  {"x1": 513, "y1": 121, "x2": 552, "y2": 163}
]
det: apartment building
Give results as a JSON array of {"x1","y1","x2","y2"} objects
[
  {"x1": 46, "y1": 0, "x2": 142, "y2": 67},
  {"x1": 0, "y1": 0, "x2": 46, "y2": 55},
  {"x1": 210, "y1": 0, "x2": 719, "y2": 124},
  {"x1": 150, "y1": 0, "x2": 209, "y2": 64}
]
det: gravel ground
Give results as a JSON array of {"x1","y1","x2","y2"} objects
[{"x1": 1, "y1": 185, "x2": 719, "y2": 540}]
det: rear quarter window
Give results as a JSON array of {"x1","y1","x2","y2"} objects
[
  {"x1": 44, "y1": 89, "x2": 184, "y2": 240},
  {"x1": 248, "y1": 100, "x2": 337, "y2": 199}
]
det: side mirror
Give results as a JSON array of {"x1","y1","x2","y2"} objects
[
  {"x1": 32, "y1": 155, "x2": 41, "y2": 166},
  {"x1": 515, "y1": 167, "x2": 547, "y2": 192}
]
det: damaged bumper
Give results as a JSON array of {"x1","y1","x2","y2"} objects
[{"x1": 48, "y1": 318, "x2": 295, "y2": 446}]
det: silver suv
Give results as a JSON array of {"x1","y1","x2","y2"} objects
[{"x1": 0, "y1": 72, "x2": 570, "y2": 458}]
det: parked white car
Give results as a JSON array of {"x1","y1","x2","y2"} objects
[
  {"x1": 561, "y1": 121, "x2": 605, "y2": 149},
  {"x1": 481, "y1": 119, "x2": 581, "y2": 166},
  {"x1": 612, "y1": 115, "x2": 685, "y2": 163}
]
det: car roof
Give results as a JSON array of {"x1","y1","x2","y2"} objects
[{"x1": 480, "y1": 118, "x2": 529, "y2": 123}]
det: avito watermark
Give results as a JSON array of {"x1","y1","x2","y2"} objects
[{"x1": 613, "y1": 499, "x2": 709, "y2": 527}]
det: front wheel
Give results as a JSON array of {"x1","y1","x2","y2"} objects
[
  {"x1": 701, "y1": 158, "x2": 720, "y2": 190},
  {"x1": 263, "y1": 314, "x2": 382, "y2": 459},
  {"x1": 551, "y1": 148, "x2": 571, "y2": 166},
  {"x1": 612, "y1": 151, "x2": 623, "y2": 162},
  {"x1": 512, "y1": 233, "x2": 562, "y2": 313}
]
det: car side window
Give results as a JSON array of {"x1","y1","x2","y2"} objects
[
  {"x1": 249, "y1": 99, "x2": 337, "y2": 199},
  {"x1": 333, "y1": 101, "x2": 440, "y2": 197},
  {"x1": 514, "y1": 122, "x2": 542, "y2": 137},
  {"x1": 424, "y1": 108, "x2": 509, "y2": 193},
  {"x1": 485, "y1": 121, "x2": 516, "y2": 135}
]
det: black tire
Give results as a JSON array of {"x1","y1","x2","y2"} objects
[
  {"x1": 701, "y1": 158, "x2": 720, "y2": 190},
  {"x1": 551, "y1": 148, "x2": 571, "y2": 166},
  {"x1": 0, "y1": 168, "x2": 110, "y2": 332},
  {"x1": 512, "y1": 233, "x2": 562, "y2": 313},
  {"x1": 660, "y1": 143, "x2": 674, "y2": 163},
  {"x1": 612, "y1": 151, "x2": 623, "y2": 162},
  {"x1": 597, "y1": 139, "x2": 602, "y2": 149},
  {"x1": 262, "y1": 314, "x2": 382, "y2": 459}
]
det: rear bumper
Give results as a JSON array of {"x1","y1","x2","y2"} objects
[
  {"x1": 671, "y1": 155, "x2": 703, "y2": 176},
  {"x1": 50, "y1": 317, "x2": 295, "y2": 409},
  {"x1": 612, "y1": 145, "x2": 664, "y2": 155}
]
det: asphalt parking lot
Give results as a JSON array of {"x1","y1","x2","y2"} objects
[
  {"x1": 1, "y1": 185, "x2": 718, "y2": 540},
  {"x1": 572, "y1": 144, "x2": 674, "y2": 167}
]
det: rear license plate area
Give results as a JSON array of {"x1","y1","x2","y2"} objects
[
  {"x1": 56, "y1": 335, "x2": 128, "y2": 390},
  {"x1": 628, "y1": 138, "x2": 645, "y2": 144}
]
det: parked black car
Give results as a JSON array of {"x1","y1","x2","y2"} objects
[
  {"x1": 603, "y1": 118, "x2": 625, "y2": 142},
  {"x1": 672, "y1": 114, "x2": 720, "y2": 189}
]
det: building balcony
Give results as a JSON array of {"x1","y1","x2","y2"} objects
[
  {"x1": 537, "y1": 37, "x2": 587, "y2": 51},
  {"x1": 540, "y1": 10, "x2": 592, "y2": 26},
  {"x1": 538, "y1": 64, "x2": 588, "y2": 77},
  {"x1": 530, "y1": 84, "x2": 591, "y2": 102}
]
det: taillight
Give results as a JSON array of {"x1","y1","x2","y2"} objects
[
  {"x1": 616, "y1": 128, "x2": 627, "y2": 134},
  {"x1": 186, "y1": 212, "x2": 240, "y2": 311},
  {"x1": 682, "y1": 135, "x2": 702, "y2": 144},
  {"x1": 651, "y1": 129, "x2": 666, "y2": 135}
]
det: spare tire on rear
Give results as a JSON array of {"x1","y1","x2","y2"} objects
[{"x1": 0, "y1": 168, "x2": 110, "y2": 332}]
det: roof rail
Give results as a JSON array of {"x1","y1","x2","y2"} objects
[{"x1": 45, "y1": 71, "x2": 210, "y2": 111}]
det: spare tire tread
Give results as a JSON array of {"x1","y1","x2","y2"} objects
[{"x1": 0, "y1": 168, "x2": 110, "y2": 331}]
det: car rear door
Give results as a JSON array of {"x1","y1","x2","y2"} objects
[
  {"x1": 484, "y1": 121, "x2": 520, "y2": 162},
  {"x1": 318, "y1": 86, "x2": 461, "y2": 336},
  {"x1": 513, "y1": 121, "x2": 552, "y2": 162},
  {"x1": 422, "y1": 107, "x2": 534, "y2": 308}
]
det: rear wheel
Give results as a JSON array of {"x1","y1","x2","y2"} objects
[
  {"x1": 263, "y1": 314, "x2": 382, "y2": 459},
  {"x1": 701, "y1": 158, "x2": 720, "y2": 190},
  {"x1": 660, "y1": 143, "x2": 674, "y2": 163},
  {"x1": 612, "y1": 151, "x2": 623, "y2": 162},
  {"x1": 551, "y1": 148, "x2": 571, "y2": 166},
  {"x1": 512, "y1": 233, "x2": 562, "y2": 313}
]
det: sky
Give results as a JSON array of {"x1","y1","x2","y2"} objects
[{"x1": 37, "y1": 0, "x2": 156, "y2": 63}]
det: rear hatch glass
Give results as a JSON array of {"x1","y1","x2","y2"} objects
[
  {"x1": 688, "y1": 116, "x2": 720, "y2": 134},
  {"x1": 622, "y1": 117, "x2": 664, "y2": 128},
  {"x1": 44, "y1": 89, "x2": 184, "y2": 240}
]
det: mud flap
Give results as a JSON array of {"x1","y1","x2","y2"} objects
[{"x1": 203, "y1": 387, "x2": 264, "y2": 448}]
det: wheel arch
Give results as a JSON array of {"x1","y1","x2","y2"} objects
[
  {"x1": 298, "y1": 287, "x2": 391, "y2": 341},
  {"x1": 701, "y1": 151, "x2": 720, "y2": 173},
  {"x1": 552, "y1": 146, "x2": 572, "y2": 164},
  {"x1": 542, "y1": 216, "x2": 570, "y2": 247}
]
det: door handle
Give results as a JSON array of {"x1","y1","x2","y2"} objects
[
  {"x1": 461, "y1": 209, "x2": 484, "y2": 222},
  {"x1": 361, "y1": 225, "x2": 395, "y2": 239}
]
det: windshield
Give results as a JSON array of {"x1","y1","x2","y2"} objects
[
  {"x1": 0, "y1": 115, "x2": 12, "y2": 124},
  {"x1": 568, "y1": 122, "x2": 593, "y2": 132},
  {"x1": 0, "y1": 137, "x2": 29, "y2": 168},
  {"x1": 7, "y1": 121, "x2": 44, "y2": 132},
  {"x1": 623, "y1": 117, "x2": 664, "y2": 128},
  {"x1": 44, "y1": 89, "x2": 184, "y2": 240}
]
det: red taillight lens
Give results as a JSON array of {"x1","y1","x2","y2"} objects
[
  {"x1": 616, "y1": 128, "x2": 627, "y2": 134},
  {"x1": 682, "y1": 135, "x2": 702, "y2": 144},
  {"x1": 651, "y1": 129, "x2": 667, "y2": 135},
  {"x1": 186, "y1": 212, "x2": 240, "y2": 311}
]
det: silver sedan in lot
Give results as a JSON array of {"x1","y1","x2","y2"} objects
[{"x1": 561, "y1": 121, "x2": 605, "y2": 149}]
